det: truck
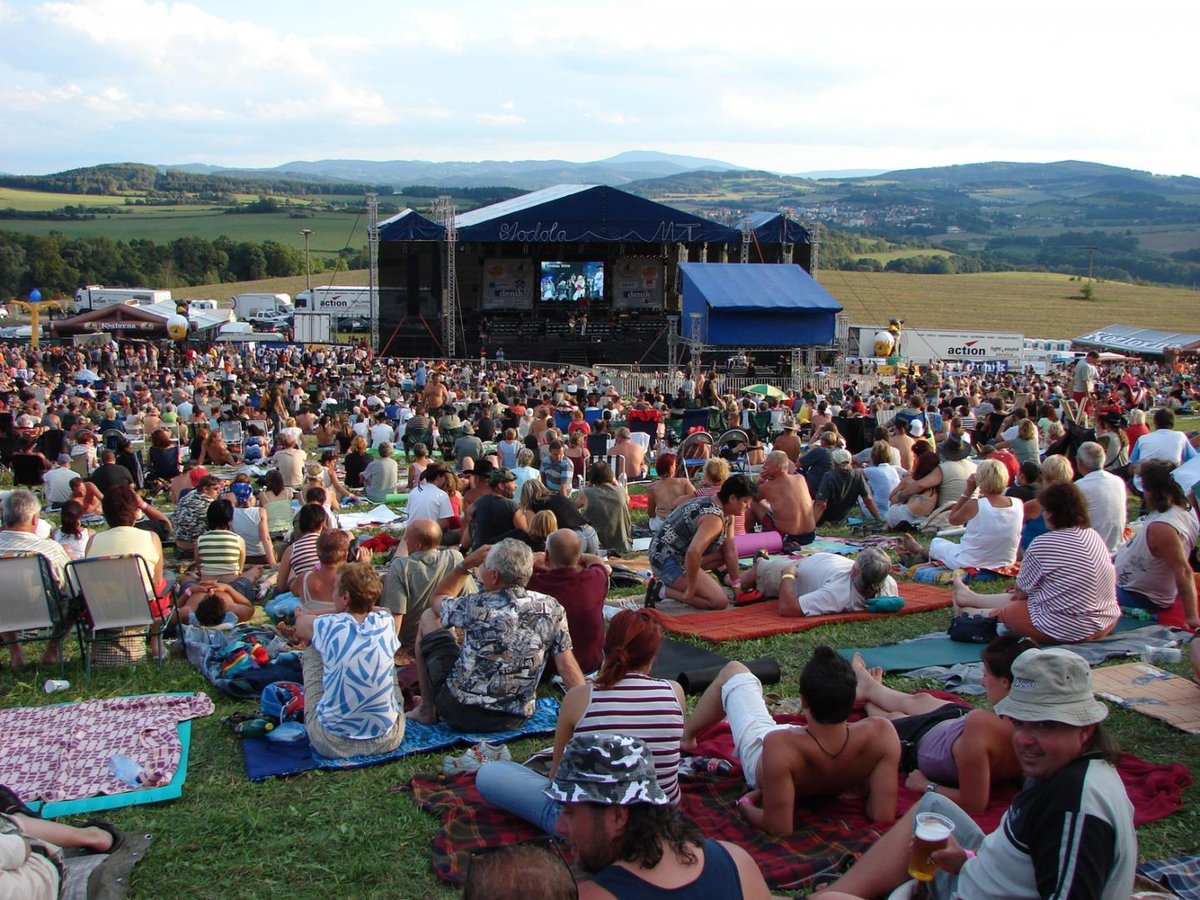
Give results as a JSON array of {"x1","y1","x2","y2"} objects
[
  {"x1": 73, "y1": 286, "x2": 172, "y2": 313},
  {"x1": 850, "y1": 325, "x2": 1024, "y2": 366},
  {"x1": 294, "y1": 286, "x2": 373, "y2": 318},
  {"x1": 232, "y1": 292, "x2": 292, "y2": 319}
]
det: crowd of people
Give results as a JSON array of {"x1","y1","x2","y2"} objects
[{"x1": 1, "y1": 337, "x2": 1199, "y2": 897}]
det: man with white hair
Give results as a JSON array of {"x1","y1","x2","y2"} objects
[
  {"x1": 1074, "y1": 440, "x2": 1127, "y2": 555},
  {"x1": 738, "y1": 547, "x2": 897, "y2": 618},
  {"x1": 407, "y1": 538, "x2": 584, "y2": 731}
]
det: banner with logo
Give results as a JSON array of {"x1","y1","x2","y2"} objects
[
  {"x1": 481, "y1": 259, "x2": 534, "y2": 310},
  {"x1": 613, "y1": 258, "x2": 663, "y2": 310}
]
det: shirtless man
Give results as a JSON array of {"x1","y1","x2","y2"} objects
[
  {"x1": 889, "y1": 419, "x2": 919, "y2": 471},
  {"x1": 422, "y1": 371, "x2": 449, "y2": 413},
  {"x1": 681, "y1": 646, "x2": 900, "y2": 835},
  {"x1": 746, "y1": 450, "x2": 815, "y2": 546},
  {"x1": 609, "y1": 427, "x2": 646, "y2": 480},
  {"x1": 772, "y1": 422, "x2": 803, "y2": 464},
  {"x1": 644, "y1": 452, "x2": 696, "y2": 532}
]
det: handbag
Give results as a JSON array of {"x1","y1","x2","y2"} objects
[{"x1": 947, "y1": 612, "x2": 998, "y2": 644}]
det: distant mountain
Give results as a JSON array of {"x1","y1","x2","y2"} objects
[
  {"x1": 798, "y1": 168, "x2": 889, "y2": 180},
  {"x1": 165, "y1": 150, "x2": 748, "y2": 190},
  {"x1": 860, "y1": 159, "x2": 1200, "y2": 197}
]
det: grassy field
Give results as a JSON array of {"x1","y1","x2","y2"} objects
[
  {"x1": 169, "y1": 270, "x2": 371, "y2": 304},
  {"x1": 853, "y1": 248, "x2": 955, "y2": 263},
  {"x1": 0, "y1": 208, "x2": 368, "y2": 253},
  {"x1": 0, "y1": 187, "x2": 136, "y2": 209},
  {"x1": 817, "y1": 269, "x2": 1200, "y2": 335}
]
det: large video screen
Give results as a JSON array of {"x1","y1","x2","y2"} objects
[{"x1": 539, "y1": 261, "x2": 604, "y2": 303}]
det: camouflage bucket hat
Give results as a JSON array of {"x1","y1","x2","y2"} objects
[{"x1": 544, "y1": 733, "x2": 669, "y2": 806}]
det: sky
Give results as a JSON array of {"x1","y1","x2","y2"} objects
[{"x1": 1, "y1": 0, "x2": 1197, "y2": 177}]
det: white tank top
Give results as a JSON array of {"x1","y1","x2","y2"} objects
[
  {"x1": 1115, "y1": 504, "x2": 1199, "y2": 604},
  {"x1": 957, "y1": 495, "x2": 1024, "y2": 570}
]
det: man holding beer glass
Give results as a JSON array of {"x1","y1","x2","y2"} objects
[{"x1": 818, "y1": 647, "x2": 1136, "y2": 900}]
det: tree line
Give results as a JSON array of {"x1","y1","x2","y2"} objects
[{"x1": 0, "y1": 230, "x2": 368, "y2": 300}]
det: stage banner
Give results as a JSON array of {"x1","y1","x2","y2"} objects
[
  {"x1": 481, "y1": 259, "x2": 534, "y2": 310},
  {"x1": 613, "y1": 258, "x2": 663, "y2": 309}
]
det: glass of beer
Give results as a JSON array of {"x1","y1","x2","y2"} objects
[{"x1": 908, "y1": 812, "x2": 955, "y2": 882}]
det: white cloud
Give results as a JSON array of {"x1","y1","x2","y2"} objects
[{"x1": 0, "y1": 0, "x2": 1195, "y2": 176}]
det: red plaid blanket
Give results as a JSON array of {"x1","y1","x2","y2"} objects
[{"x1": 407, "y1": 700, "x2": 1191, "y2": 890}]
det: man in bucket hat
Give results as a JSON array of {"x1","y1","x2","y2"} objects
[
  {"x1": 819, "y1": 647, "x2": 1135, "y2": 900},
  {"x1": 549, "y1": 734, "x2": 771, "y2": 897}
]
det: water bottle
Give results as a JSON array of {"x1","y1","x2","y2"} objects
[
  {"x1": 1120, "y1": 606, "x2": 1157, "y2": 622},
  {"x1": 1142, "y1": 644, "x2": 1182, "y2": 665},
  {"x1": 109, "y1": 754, "x2": 145, "y2": 787},
  {"x1": 688, "y1": 756, "x2": 733, "y2": 776}
]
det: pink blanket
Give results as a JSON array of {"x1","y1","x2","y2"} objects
[{"x1": 0, "y1": 693, "x2": 214, "y2": 803}]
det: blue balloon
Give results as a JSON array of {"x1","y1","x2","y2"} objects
[{"x1": 28, "y1": 289, "x2": 42, "y2": 303}]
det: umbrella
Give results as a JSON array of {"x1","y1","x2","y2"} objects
[{"x1": 741, "y1": 383, "x2": 785, "y2": 399}]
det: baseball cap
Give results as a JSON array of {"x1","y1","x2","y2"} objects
[
  {"x1": 830, "y1": 448, "x2": 852, "y2": 466},
  {"x1": 544, "y1": 734, "x2": 669, "y2": 806},
  {"x1": 57, "y1": 453, "x2": 72, "y2": 464},
  {"x1": 189, "y1": 467, "x2": 209, "y2": 487},
  {"x1": 994, "y1": 647, "x2": 1108, "y2": 727},
  {"x1": 908, "y1": 419, "x2": 925, "y2": 437},
  {"x1": 488, "y1": 467, "x2": 517, "y2": 485}
]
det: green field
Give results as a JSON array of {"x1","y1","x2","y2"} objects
[
  {"x1": 853, "y1": 248, "x2": 955, "y2": 263},
  {"x1": 0, "y1": 187, "x2": 137, "y2": 209},
  {"x1": 0, "y1": 208, "x2": 368, "y2": 253},
  {"x1": 818, "y1": 269, "x2": 1200, "y2": 336}
]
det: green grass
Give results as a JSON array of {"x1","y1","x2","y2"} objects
[
  {"x1": 0, "y1": 208, "x2": 367, "y2": 253},
  {"x1": 853, "y1": 249, "x2": 955, "y2": 263},
  {"x1": 0, "y1": 187, "x2": 135, "y2": 210},
  {"x1": 2, "y1": 475, "x2": 1199, "y2": 895}
]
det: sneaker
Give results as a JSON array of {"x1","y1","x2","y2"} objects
[{"x1": 442, "y1": 740, "x2": 512, "y2": 775}]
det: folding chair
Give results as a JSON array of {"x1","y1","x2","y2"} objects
[
  {"x1": 10, "y1": 453, "x2": 47, "y2": 492},
  {"x1": 677, "y1": 431, "x2": 714, "y2": 481},
  {"x1": 715, "y1": 429, "x2": 751, "y2": 473},
  {"x1": 602, "y1": 454, "x2": 626, "y2": 482},
  {"x1": 0, "y1": 554, "x2": 72, "y2": 675},
  {"x1": 219, "y1": 420, "x2": 244, "y2": 456},
  {"x1": 586, "y1": 433, "x2": 612, "y2": 458},
  {"x1": 102, "y1": 429, "x2": 125, "y2": 453},
  {"x1": 68, "y1": 555, "x2": 175, "y2": 675}
]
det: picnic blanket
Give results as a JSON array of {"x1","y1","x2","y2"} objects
[
  {"x1": 905, "y1": 561, "x2": 1021, "y2": 585},
  {"x1": 1139, "y1": 855, "x2": 1200, "y2": 900},
  {"x1": 1091, "y1": 662, "x2": 1200, "y2": 734},
  {"x1": 0, "y1": 693, "x2": 212, "y2": 813},
  {"x1": 408, "y1": 709, "x2": 1189, "y2": 890},
  {"x1": 843, "y1": 618, "x2": 1162, "y2": 674},
  {"x1": 651, "y1": 581, "x2": 953, "y2": 643},
  {"x1": 628, "y1": 493, "x2": 649, "y2": 510},
  {"x1": 649, "y1": 638, "x2": 780, "y2": 694},
  {"x1": 242, "y1": 697, "x2": 561, "y2": 781},
  {"x1": 181, "y1": 623, "x2": 304, "y2": 698}
]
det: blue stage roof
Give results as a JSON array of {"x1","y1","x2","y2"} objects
[
  {"x1": 679, "y1": 263, "x2": 842, "y2": 346},
  {"x1": 378, "y1": 208, "x2": 446, "y2": 241},
  {"x1": 745, "y1": 212, "x2": 810, "y2": 247},
  {"x1": 452, "y1": 184, "x2": 739, "y2": 244}
]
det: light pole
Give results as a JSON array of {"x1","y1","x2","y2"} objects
[{"x1": 299, "y1": 229, "x2": 313, "y2": 292}]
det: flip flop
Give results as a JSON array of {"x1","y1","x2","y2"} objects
[{"x1": 78, "y1": 819, "x2": 124, "y2": 854}]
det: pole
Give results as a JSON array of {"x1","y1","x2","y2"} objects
[{"x1": 299, "y1": 229, "x2": 313, "y2": 292}]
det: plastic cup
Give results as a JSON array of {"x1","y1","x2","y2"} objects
[
  {"x1": 908, "y1": 812, "x2": 955, "y2": 881},
  {"x1": 44, "y1": 679, "x2": 70, "y2": 693}
]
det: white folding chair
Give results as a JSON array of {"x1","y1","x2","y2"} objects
[
  {"x1": 0, "y1": 554, "x2": 70, "y2": 675},
  {"x1": 68, "y1": 555, "x2": 174, "y2": 674}
]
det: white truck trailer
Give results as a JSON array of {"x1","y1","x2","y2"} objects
[
  {"x1": 73, "y1": 286, "x2": 173, "y2": 313},
  {"x1": 232, "y1": 293, "x2": 292, "y2": 319},
  {"x1": 294, "y1": 286, "x2": 373, "y2": 317}
]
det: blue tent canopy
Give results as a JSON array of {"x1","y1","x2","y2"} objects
[
  {"x1": 679, "y1": 263, "x2": 842, "y2": 346},
  {"x1": 452, "y1": 184, "x2": 739, "y2": 244},
  {"x1": 745, "y1": 211, "x2": 810, "y2": 247},
  {"x1": 378, "y1": 208, "x2": 446, "y2": 241}
]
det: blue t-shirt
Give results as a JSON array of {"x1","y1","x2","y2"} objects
[{"x1": 311, "y1": 611, "x2": 401, "y2": 740}]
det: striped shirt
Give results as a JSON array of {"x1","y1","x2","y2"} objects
[
  {"x1": 573, "y1": 673, "x2": 684, "y2": 802},
  {"x1": 1017, "y1": 527, "x2": 1118, "y2": 642},
  {"x1": 196, "y1": 529, "x2": 244, "y2": 578},
  {"x1": 289, "y1": 532, "x2": 321, "y2": 582}
]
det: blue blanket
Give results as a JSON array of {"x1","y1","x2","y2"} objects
[{"x1": 243, "y1": 697, "x2": 560, "y2": 781}]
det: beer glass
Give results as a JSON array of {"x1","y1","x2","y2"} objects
[{"x1": 908, "y1": 812, "x2": 955, "y2": 882}]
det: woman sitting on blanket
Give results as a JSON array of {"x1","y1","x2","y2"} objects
[
  {"x1": 952, "y1": 481, "x2": 1119, "y2": 644},
  {"x1": 474, "y1": 608, "x2": 685, "y2": 833},
  {"x1": 291, "y1": 562, "x2": 405, "y2": 759},
  {"x1": 1018, "y1": 453, "x2": 1073, "y2": 554},
  {"x1": 852, "y1": 634, "x2": 1033, "y2": 815},
  {"x1": 896, "y1": 459, "x2": 1023, "y2": 571}
]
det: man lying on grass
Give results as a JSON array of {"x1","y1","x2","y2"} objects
[
  {"x1": 680, "y1": 646, "x2": 900, "y2": 835},
  {"x1": 737, "y1": 548, "x2": 896, "y2": 618}
]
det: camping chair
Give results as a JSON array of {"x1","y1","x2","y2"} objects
[
  {"x1": 403, "y1": 425, "x2": 433, "y2": 458},
  {"x1": 707, "y1": 408, "x2": 729, "y2": 433},
  {"x1": 68, "y1": 555, "x2": 176, "y2": 675},
  {"x1": 264, "y1": 499, "x2": 295, "y2": 538},
  {"x1": 219, "y1": 420, "x2": 245, "y2": 457},
  {"x1": 715, "y1": 429, "x2": 751, "y2": 473},
  {"x1": 102, "y1": 429, "x2": 125, "y2": 453},
  {"x1": 440, "y1": 426, "x2": 466, "y2": 459},
  {"x1": 0, "y1": 553, "x2": 72, "y2": 676},
  {"x1": 678, "y1": 431, "x2": 714, "y2": 481},
  {"x1": 552, "y1": 409, "x2": 574, "y2": 433},
  {"x1": 600, "y1": 454, "x2": 626, "y2": 483},
  {"x1": 628, "y1": 417, "x2": 658, "y2": 453},
  {"x1": 681, "y1": 408, "x2": 710, "y2": 434},
  {"x1": 585, "y1": 432, "x2": 612, "y2": 458}
]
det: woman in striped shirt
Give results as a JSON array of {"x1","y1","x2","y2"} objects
[
  {"x1": 188, "y1": 499, "x2": 260, "y2": 602},
  {"x1": 475, "y1": 609, "x2": 685, "y2": 833},
  {"x1": 953, "y1": 481, "x2": 1119, "y2": 643}
]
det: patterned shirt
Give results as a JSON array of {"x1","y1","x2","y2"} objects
[
  {"x1": 440, "y1": 587, "x2": 572, "y2": 717},
  {"x1": 196, "y1": 529, "x2": 244, "y2": 578},
  {"x1": 311, "y1": 611, "x2": 401, "y2": 740},
  {"x1": 649, "y1": 496, "x2": 726, "y2": 568},
  {"x1": 171, "y1": 490, "x2": 213, "y2": 544}
]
